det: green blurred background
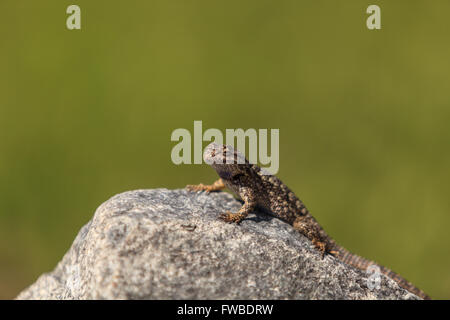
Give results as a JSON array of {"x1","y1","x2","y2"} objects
[{"x1": 1, "y1": 1, "x2": 449, "y2": 299}]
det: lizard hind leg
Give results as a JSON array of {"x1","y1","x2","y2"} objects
[{"x1": 293, "y1": 216, "x2": 331, "y2": 259}]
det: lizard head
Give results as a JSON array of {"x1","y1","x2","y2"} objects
[{"x1": 203, "y1": 142, "x2": 255, "y2": 184}]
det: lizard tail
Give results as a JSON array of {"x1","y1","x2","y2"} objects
[{"x1": 330, "y1": 243, "x2": 431, "y2": 300}]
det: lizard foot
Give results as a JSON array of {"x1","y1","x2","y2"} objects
[
  {"x1": 219, "y1": 212, "x2": 245, "y2": 224},
  {"x1": 328, "y1": 250, "x2": 339, "y2": 256},
  {"x1": 312, "y1": 239, "x2": 327, "y2": 259},
  {"x1": 186, "y1": 179, "x2": 226, "y2": 193},
  {"x1": 186, "y1": 183, "x2": 213, "y2": 193}
]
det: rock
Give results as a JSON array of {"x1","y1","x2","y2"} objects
[{"x1": 16, "y1": 189, "x2": 420, "y2": 300}]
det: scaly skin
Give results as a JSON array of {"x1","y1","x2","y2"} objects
[{"x1": 186, "y1": 143, "x2": 430, "y2": 299}]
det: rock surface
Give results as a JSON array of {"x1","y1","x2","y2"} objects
[{"x1": 16, "y1": 189, "x2": 420, "y2": 300}]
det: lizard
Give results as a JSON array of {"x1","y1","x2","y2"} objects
[{"x1": 186, "y1": 142, "x2": 430, "y2": 299}]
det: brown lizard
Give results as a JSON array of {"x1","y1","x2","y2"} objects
[{"x1": 186, "y1": 142, "x2": 430, "y2": 299}]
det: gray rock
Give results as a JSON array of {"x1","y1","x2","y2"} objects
[{"x1": 16, "y1": 189, "x2": 420, "y2": 300}]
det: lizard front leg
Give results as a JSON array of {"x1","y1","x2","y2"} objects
[
  {"x1": 219, "y1": 189, "x2": 257, "y2": 224},
  {"x1": 186, "y1": 179, "x2": 226, "y2": 193}
]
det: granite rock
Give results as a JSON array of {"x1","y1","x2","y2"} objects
[{"x1": 16, "y1": 189, "x2": 420, "y2": 300}]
